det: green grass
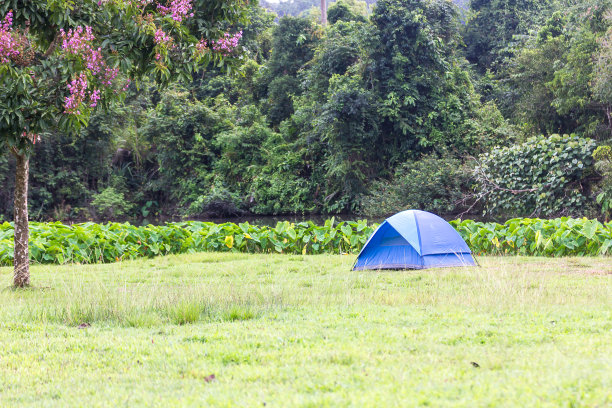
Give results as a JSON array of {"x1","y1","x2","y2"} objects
[{"x1": 0, "y1": 253, "x2": 610, "y2": 407}]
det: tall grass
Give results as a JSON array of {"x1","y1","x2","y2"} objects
[
  {"x1": 6, "y1": 266, "x2": 271, "y2": 327},
  {"x1": 1, "y1": 253, "x2": 609, "y2": 328}
]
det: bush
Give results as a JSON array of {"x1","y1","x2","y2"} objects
[
  {"x1": 187, "y1": 181, "x2": 244, "y2": 217},
  {"x1": 474, "y1": 134, "x2": 597, "y2": 217},
  {"x1": 91, "y1": 187, "x2": 132, "y2": 219},
  {"x1": 328, "y1": 0, "x2": 367, "y2": 24},
  {"x1": 358, "y1": 155, "x2": 472, "y2": 217},
  {"x1": 593, "y1": 145, "x2": 612, "y2": 220}
]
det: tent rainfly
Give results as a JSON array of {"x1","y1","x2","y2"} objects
[{"x1": 353, "y1": 210, "x2": 476, "y2": 270}]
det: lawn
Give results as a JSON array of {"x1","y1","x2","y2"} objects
[{"x1": 0, "y1": 254, "x2": 610, "y2": 407}]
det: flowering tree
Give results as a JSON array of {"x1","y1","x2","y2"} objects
[{"x1": 0, "y1": 0, "x2": 247, "y2": 287}]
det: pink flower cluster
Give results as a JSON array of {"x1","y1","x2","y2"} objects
[
  {"x1": 196, "y1": 31, "x2": 242, "y2": 56},
  {"x1": 64, "y1": 73, "x2": 101, "y2": 114},
  {"x1": 154, "y1": 28, "x2": 172, "y2": 45},
  {"x1": 211, "y1": 31, "x2": 242, "y2": 55},
  {"x1": 60, "y1": 27, "x2": 123, "y2": 114},
  {"x1": 60, "y1": 26, "x2": 94, "y2": 54},
  {"x1": 60, "y1": 26, "x2": 112, "y2": 79},
  {"x1": 101, "y1": 66, "x2": 119, "y2": 86},
  {"x1": 0, "y1": 11, "x2": 19, "y2": 64},
  {"x1": 90, "y1": 89, "x2": 101, "y2": 106},
  {"x1": 157, "y1": 0, "x2": 194, "y2": 22},
  {"x1": 153, "y1": 28, "x2": 174, "y2": 61},
  {"x1": 2, "y1": 10, "x2": 13, "y2": 29}
]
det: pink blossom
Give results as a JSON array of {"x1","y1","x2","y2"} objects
[
  {"x1": 153, "y1": 28, "x2": 174, "y2": 61},
  {"x1": 59, "y1": 25, "x2": 122, "y2": 98},
  {"x1": 64, "y1": 73, "x2": 89, "y2": 115},
  {"x1": 1, "y1": 10, "x2": 12, "y2": 30},
  {"x1": 64, "y1": 73, "x2": 107, "y2": 114},
  {"x1": 89, "y1": 89, "x2": 101, "y2": 107},
  {"x1": 0, "y1": 11, "x2": 19, "y2": 64},
  {"x1": 60, "y1": 26, "x2": 95, "y2": 54},
  {"x1": 154, "y1": 28, "x2": 172, "y2": 45},
  {"x1": 86, "y1": 48, "x2": 105, "y2": 75},
  {"x1": 195, "y1": 40, "x2": 208, "y2": 53},
  {"x1": 102, "y1": 67, "x2": 119, "y2": 86},
  {"x1": 60, "y1": 26, "x2": 106, "y2": 77},
  {"x1": 157, "y1": 0, "x2": 194, "y2": 22},
  {"x1": 211, "y1": 31, "x2": 242, "y2": 55},
  {"x1": 196, "y1": 31, "x2": 242, "y2": 57}
]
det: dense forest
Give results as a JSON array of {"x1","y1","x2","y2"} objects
[
  {"x1": 260, "y1": 0, "x2": 378, "y2": 17},
  {"x1": 1, "y1": 0, "x2": 611, "y2": 222}
]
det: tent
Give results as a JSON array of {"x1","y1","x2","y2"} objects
[{"x1": 353, "y1": 210, "x2": 476, "y2": 270}]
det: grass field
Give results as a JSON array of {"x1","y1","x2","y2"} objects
[{"x1": 0, "y1": 253, "x2": 611, "y2": 407}]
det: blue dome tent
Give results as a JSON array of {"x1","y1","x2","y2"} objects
[{"x1": 353, "y1": 210, "x2": 476, "y2": 270}]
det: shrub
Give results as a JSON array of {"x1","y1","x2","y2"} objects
[
  {"x1": 358, "y1": 155, "x2": 472, "y2": 217},
  {"x1": 474, "y1": 134, "x2": 597, "y2": 217},
  {"x1": 187, "y1": 181, "x2": 244, "y2": 217},
  {"x1": 593, "y1": 145, "x2": 612, "y2": 220},
  {"x1": 91, "y1": 187, "x2": 132, "y2": 219},
  {"x1": 0, "y1": 218, "x2": 374, "y2": 265}
]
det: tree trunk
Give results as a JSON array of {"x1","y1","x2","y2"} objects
[
  {"x1": 321, "y1": 0, "x2": 327, "y2": 26},
  {"x1": 13, "y1": 151, "x2": 30, "y2": 287}
]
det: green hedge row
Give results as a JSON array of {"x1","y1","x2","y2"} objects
[
  {"x1": 450, "y1": 217, "x2": 612, "y2": 256},
  {"x1": 0, "y1": 219, "x2": 374, "y2": 266},
  {"x1": 0, "y1": 217, "x2": 610, "y2": 266}
]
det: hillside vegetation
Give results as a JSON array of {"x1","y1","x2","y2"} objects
[{"x1": 1, "y1": 0, "x2": 610, "y2": 222}]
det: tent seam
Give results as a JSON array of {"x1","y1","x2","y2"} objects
[{"x1": 414, "y1": 211, "x2": 424, "y2": 266}]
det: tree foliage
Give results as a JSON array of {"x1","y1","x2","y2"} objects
[
  {"x1": 463, "y1": 0, "x2": 553, "y2": 72},
  {"x1": 328, "y1": 0, "x2": 368, "y2": 24},
  {"x1": 1, "y1": 0, "x2": 611, "y2": 226}
]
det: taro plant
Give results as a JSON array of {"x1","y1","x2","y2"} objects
[
  {"x1": 451, "y1": 217, "x2": 612, "y2": 256},
  {"x1": 1, "y1": 217, "x2": 611, "y2": 267}
]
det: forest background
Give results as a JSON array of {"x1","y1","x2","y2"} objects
[{"x1": 1, "y1": 0, "x2": 611, "y2": 223}]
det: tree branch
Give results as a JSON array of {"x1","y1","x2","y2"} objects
[{"x1": 43, "y1": 32, "x2": 60, "y2": 58}]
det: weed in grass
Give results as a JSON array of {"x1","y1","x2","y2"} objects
[
  {"x1": 124, "y1": 312, "x2": 162, "y2": 328},
  {"x1": 184, "y1": 335, "x2": 208, "y2": 343},
  {"x1": 221, "y1": 305, "x2": 257, "y2": 322},
  {"x1": 324, "y1": 352, "x2": 355, "y2": 366},
  {"x1": 220, "y1": 351, "x2": 253, "y2": 365},
  {"x1": 169, "y1": 300, "x2": 205, "y2": 325}
]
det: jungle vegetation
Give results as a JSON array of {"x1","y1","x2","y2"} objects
[{"x1": 1, "y1": 0, "x2": 611, "y2": 223}]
